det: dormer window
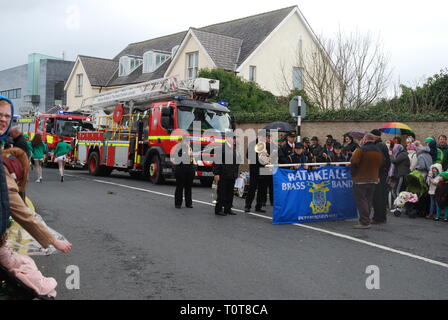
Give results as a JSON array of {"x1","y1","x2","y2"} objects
[
  {"x1": 143, "y1": 50, "x2": 170, "y2": 74},
  {"x1": 119, "y1": 56, "x2": 142, "y2": 77}
]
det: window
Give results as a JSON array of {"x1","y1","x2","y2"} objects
[
  {"x1": 143, "y1": 51, "x2": 170, "y2": 74},
  {"x1": 186, "y1": 52, "x2": 199, "y2": 79},
  {"x1": 293, "y1": 67, "x2": 303, "y2": 90},
  {"x1": 119, "y1": 56, "x2": 142, "y2": 77},
  {"x1": 76, "y1": 74, "x2": 83, "y2": 96},
  {"x1": 0, "y1": 88, "x2": 21, "y2": 99},
  {"x1": 249, "y1": 66, "x2": 257, "y2": 82}
]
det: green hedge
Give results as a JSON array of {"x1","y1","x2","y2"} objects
[{"x1": 234, "y1": 109, "x2": 448, "y2": 123}]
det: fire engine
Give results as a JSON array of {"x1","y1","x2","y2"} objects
[
  {"x1": 76, "y1": 77, "x2": 234, "y2": 185},
  {"x1": 17, "y1": 112, "x2": 93, "y2": 166}
]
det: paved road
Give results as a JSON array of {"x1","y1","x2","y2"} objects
[{"x1": 27, "y1": 168, "x2": 448, "y2": 300}]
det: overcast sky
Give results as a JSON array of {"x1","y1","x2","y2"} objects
[{"x1": 1, "y1": 0, "x2": 447, "y2": 89}]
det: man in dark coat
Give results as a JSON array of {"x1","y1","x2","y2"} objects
[
  {"x1": 309, "y1": 136, "x2": 324, "y2": 163},
  {"x1": 213, "y1": 136, "x2": 240, "y2": 216},
  {"x1": 351, "y1": 134, "x2": 383, "y2": 229},
  {"x1": 245, "y1": 135, "x2": 268, "y2": 213},
  {"x1": 370, "y1": 129, "x2": 391, "y2": 224},
  {"x1": 279, "y1": 132, "x2": 295, "y2": 164},
  {"x1": 173, "y1": 137, "x2": 195, "y2": 209}
]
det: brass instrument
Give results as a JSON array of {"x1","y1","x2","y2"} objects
[{"x1": 254, "y1": 142, "x2": 271, "y2": 166}]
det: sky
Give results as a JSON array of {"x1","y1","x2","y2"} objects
[{"x1": 0, "y1": 0, "x2": 447, "y2": 90}]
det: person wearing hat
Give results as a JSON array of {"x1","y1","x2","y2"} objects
[
  {"x1": 435, "y1": 171, "x2": 448, "y2": 221},
  {"x1": 172, "y1": 136, "x2": 196, "y2": 209},
  {"x1": 279, "y1": 132, "x2": 296, "y2": 164},
  {"x1": 425, "y1": 136, "x2": 444, "y2": 166},
  {"x1": 370, "y1": 129, "x2": 391, "y2": 224},
  {"x1": 289, "y1": 143, "x2": 309, "y2": 169},
  {"x1": 309, "y1": 136, "x2": 324, "y2": 163},
  {"x1": 0, "y1": 97, "x2": 72, "y2": 253},
  {"x1": 332, "y1": 142, "x2": 346, "y2": 163},
  {"x1": 302, "y1": 137, "x2": 312, "y2": 160},
  {"x1": 322, "y1": 139, "x2": 335, "y2": 162}
]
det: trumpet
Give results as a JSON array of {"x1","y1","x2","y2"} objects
[{"x1": 254, "y1": 142, "x2": 271, "y2": 166}]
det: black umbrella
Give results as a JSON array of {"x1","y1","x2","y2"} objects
[
  {"x1": 345, "y1": 129, "x2": 367, "y2": 141},
  {"x1": 263, "y1": 122, "x2": 293, "y2": 132}
]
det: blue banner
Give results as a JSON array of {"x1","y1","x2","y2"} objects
[{"x1": 273, "y1": 166, "x2": 358, "y2": 225}]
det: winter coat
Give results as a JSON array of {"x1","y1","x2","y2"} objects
[
  {"x1": 350, "y1": 142, "x2": 383, "y2": 184},
  {"x1": 438, "y1": 144, "x2": 448, "y2": 170},
  {"x1": 375, "y1": 139, "x2": 391, "y2": 177},
  {"x1": 408, "y1": 150, "x2": 418, "y2": 171},
  {"x1": 4, "y1": 164, "x2": 55, "y2": 248},
  {"x1": 309, "y1": 144, "x2": 325, "y2": 163},
  {"x1": 212, "y1": 143, "x2": 240, "y2": 180},
  {"x1": 435, "y1": 180, "x2": 448, "y2": 208},
  {"x1": 427, "y1": 163, "x2": 443, "y2": 195},
  {"x1": 391, "y1": 150, "x2": 411, "y2": 177},
  {"x1": 416, "y1": 146, "x2": 433, "y2": 176}
]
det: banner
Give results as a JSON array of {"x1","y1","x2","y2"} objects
[{"x1": 273, "y1": 166, "x2": 358, "y2": 225}]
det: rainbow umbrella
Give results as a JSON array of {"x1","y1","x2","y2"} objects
[{"x1": 379, "y1": 122, "x2": 414, "y2": 135}]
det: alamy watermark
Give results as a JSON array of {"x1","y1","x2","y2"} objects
[
  {"x1": 365, "y1": 265, "x2": 380, "y2": 290},
  {"x1": 66, "y1": 265, "x2": 80, "y2": 290},
  {"x1": 170, "y1": 122, "x2": 281, "y2": 176}
]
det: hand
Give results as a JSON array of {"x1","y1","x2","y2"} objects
[
  {"x1": 323, "y1": 153, "x2": 328, "y2": 158},
  {"x1": 214, "y1": 175, "x2": 220, "y2": 182},
  {"x1": 52, "y1": 240, "x2": 72, "y2": 253}
]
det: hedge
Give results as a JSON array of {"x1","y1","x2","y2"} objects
[{"x1": 233, "y1": 109, "x2": 448, "y2": 123}]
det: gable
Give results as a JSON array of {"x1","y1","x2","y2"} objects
[{"x1": 165, "y1": 31, "x2": 216, "y2": 78}]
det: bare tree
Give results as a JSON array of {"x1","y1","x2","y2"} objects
[{"x1": 283, "y1": 29, "x2": 392, "y2": 110}]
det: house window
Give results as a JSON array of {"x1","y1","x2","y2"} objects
[
  {"x1": 143, "y1": 51, "x2": 170, "y2": 74},
  {"x1": 186, "y1": 52, "x2": 199, "y2": 79},
  {"x1": 119, "y1": 56, "x2": 142, "y2": 77},
  {"x1": 293, "y1": 67, "x2": 303, "y2": 90},
  {"x1": 76, "y1": 74, "x2": 83, "y2": 96},
  {"x1": 249, "y1": 66, "x2": 257, "y2": 82}
]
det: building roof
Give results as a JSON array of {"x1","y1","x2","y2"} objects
[
  {"x1": 76, "y1": 6, "x2": 297, "y2": 88},
  {"x1": 191, "y1": 29, "x2": 243, "y2": 71},
  {"x1": 79, "y1": 56, "x2": 118, "y2": 87}
]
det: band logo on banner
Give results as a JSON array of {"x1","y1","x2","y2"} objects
[{"x1": 273, "y1": 166, "x2": 358, "y2": 225}]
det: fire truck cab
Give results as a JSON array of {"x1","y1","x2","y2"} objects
[
  {"x1": 18, "y1": 112, "x2": 93, "y2": 166},
  {"x1": 76, "y1": 77, "x2": 234, "y2": 185}
]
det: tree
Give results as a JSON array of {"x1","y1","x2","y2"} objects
[{"x1": 286, "y1": 29, "x2": 392, "y2": 110}]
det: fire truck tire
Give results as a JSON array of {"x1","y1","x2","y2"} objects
[
  {"x1": 147, "y1": 154, "x2": 165, "y2": 185},
  {"x1": 88, "y1": 151, "x2": 105, "y2": 176}
]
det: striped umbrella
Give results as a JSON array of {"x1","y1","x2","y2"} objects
[{"x1": 379, "y1": 122, "x2": 414, "y2": 135}]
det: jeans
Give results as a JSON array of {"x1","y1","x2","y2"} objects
[{"x1": 429, "y1": 195, "x2": 437, "y2": 215}]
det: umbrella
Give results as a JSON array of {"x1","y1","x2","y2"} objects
[
  {"x1": 379, "y1": 122, "x2": 414, "y2": 136},
  {"x1": 263, "y1": 122, "x2": 293, "y2": 132},
  {"x1": 344, "y1": 129, "x2": 367, "y2": 141}
]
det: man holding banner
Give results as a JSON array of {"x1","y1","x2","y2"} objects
[{"x1": 350, "y1": 134, "x2": 384, "y2": 229}]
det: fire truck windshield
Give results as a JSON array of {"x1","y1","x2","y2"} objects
[
  {"x1": 177, "y1": 106, "x2": 232, "y2": 133},
  {"x1": 55, "y1": 120, "x2": 83, "y2": 137}
]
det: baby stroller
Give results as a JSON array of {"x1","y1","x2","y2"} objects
[{"x1": 391, "y1": 170, "x2": 428, "y2": 218}]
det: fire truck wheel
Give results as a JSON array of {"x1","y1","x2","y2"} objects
[
  {"x1": 147, "y1": 155, "x2": 164, "y2": 185},
  {"x1": 88, "y1": 151, "x2": 103, "y2": 176}
]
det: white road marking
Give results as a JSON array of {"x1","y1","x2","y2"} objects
[{"x1": 66, "y1": 174, "x2": 448, "y2": 269}]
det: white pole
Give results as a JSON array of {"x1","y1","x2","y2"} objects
[{"x1": 266, "y1": 162, "x2": 351, "y2": 168}]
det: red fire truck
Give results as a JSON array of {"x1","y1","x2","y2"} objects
[
  {"x1": 17, "y1": 112, "x2": 93, "y2": 166},
  {"x1": 76, "y1": 77, "x2": 234, "y2": 185}
]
